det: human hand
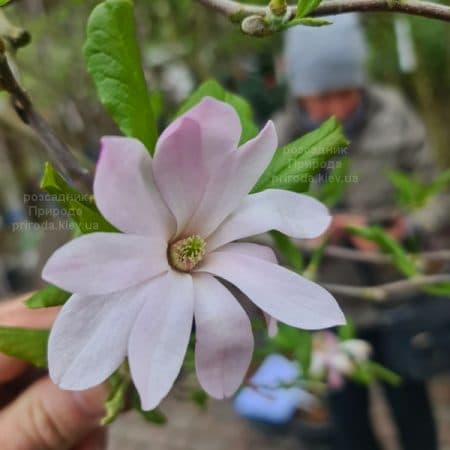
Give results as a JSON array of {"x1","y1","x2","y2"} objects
[{"x1": 0, "y1": 294, "x2": 108, "y2": 450}]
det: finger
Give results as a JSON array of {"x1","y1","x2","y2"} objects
[
  {"x1": 0, "y1": 368, "x2": 47, "y2": 408},
  {"x1": 0, "y1": 296, "x2": 60, "y2": 328},
  {"x1": 0, "y1": 377, "x2": 107, "y2": 450},
  {"x1": 0, "y1": 296, "x2": 60, "y2": 383},
  {"x1": 73, "y1": 429, "x2": 107, "y2": 450}
]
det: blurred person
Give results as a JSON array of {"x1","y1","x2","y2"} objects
[
  {"x1": 0, "y1": 294, "x2": 107, "y2": 450},
  {"x1": 273, "y1": 13, "x2": 447, "y2": 450}
]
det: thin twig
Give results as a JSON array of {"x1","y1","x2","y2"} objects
[
  {"x1": 0, "y1": 12, "x2": 91, "y2": 188},
  {"x1": 323, "y1": 274, "x2": 450, "y2": 302},
  {"x1": 301, "y1": 244, "x2": 450, "y2": 266},
  {"x1": 196, "y1": 0, "x2": 450, "y2": 22}
]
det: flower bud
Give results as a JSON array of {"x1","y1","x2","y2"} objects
[
  {"x1": 241, "y1": 15, "x2": 271, "y2": 37},
  {"x1": 269, "y1": 0, "x2": 288, "y2": 16}
]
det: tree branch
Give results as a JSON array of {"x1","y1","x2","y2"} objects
[
  {"x1": 0, "y1": 13, "x2": 92, "y2": 189},
  {"x1": 301, "y1": 243, "x2": 450, "y2": 266},
  {"x1": 196, "y1": 0, "x2": 450, "y2": 23},
  {"x1": 323, "y1": 274, "x2": 450, "y2": 302}
]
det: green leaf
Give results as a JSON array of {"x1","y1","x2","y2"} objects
[
  {"x1": 293, "y1": 330, "x2": 312, "y2": 375},
  {"x1": 25, "y1": 285, "x2": 70, "y2": 309},
  {"x1": 41, "y1": 162, "x2": 117, "y2": 234},
  {"x1": 130, "y1": 389, "x2": 167, "y2": 424},
  {"x1": 0, "y1": 0, "x2": 11, "y2": 6},
  {"x1": 102, "y1": 373, "x2": 130, "y2": 425},
  {"x1": 347, "y1": 225, "x2": 417, "y2": 277},
  {"x1": 270, "y1": 231, "x2": 304, "y2": 273},
  {"x1": 296, "y1": 0, "x2": 323, "y2": 18},
  {"x1": 190, "y1": 388, "x2": 209, "y2": 410},
  {"x1": 338, "y1": 319, "x2": 355, "y2": 341},
  {"x1": 138, "y1": 408, "x2": 167, "y2": 424},
  {"x1": 271, "y1": 324, "x2": 312, "y2": 375},
  {"x1": 388, "y1": 171, "x2": 426, "y2": 211},
  {"x1": 365, "y1": 361, "x2": 402, "y2": 386},
  {"x1": 424, "y1": 283, "x2": 450, "y2": 296},
  {"x1": 388, "y1": 168, "x2": 450, "y2": 212},
  {"x1": 0, "y1": 327, "x2": 49, "y2": 368},
  {"x1": 177, "y1": 79, "x2": 258, "y2": 145},
  {"x1": 84, "y1": 0, "x2": 157, "y2": 153},
  {"x1": 252, "y1": 117, "x2": 348, "y2": 194},
  {"x1": 285, "y1": 17, "x2": 331, "y2": 28},
  {"x1": 426, "y1": 168, "x2": 450, "y2": 197}
]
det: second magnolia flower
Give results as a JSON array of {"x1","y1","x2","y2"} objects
[{"x1": 43, "y1": 97, "x2": 345, "y2": 410}]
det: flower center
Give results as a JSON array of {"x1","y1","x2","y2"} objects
[{"x1": 168, "y1": 235, "x2": 206, "y2": 272}]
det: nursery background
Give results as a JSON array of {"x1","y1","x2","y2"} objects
[{"x1": 0, "y1": 0, "x2": 449, "y2": 449}]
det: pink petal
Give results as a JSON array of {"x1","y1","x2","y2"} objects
[
  {"x1": 216, "y1": 242, "x2": 279, "y2": 337},
  {"x1": 161, "y1": 97, "x2": 241, "y2": 173},
  {"x1": 153, "y1": 118, "x2": 206, "y2": 235},
  {"x1": 42, "y1": 233, "x2": 168, "y2": 295},
  {"x1": 128, "y1": 271, "x2": 194, "y2": 410},
  {"x1": 185, "y1": 121, "x2": 278, "y2": 238},
  {"x1": 94, "y1": 136, "x2": 175, "y2": 240},
  {"x1": 48, "y1": 281, "x2": 152, "y2": 390},
  {"x1": 193, "y1": 273, "x2": 254, "y2": 399},
  {"x1": 197, "y1": 251, "x2": 345, "y2": 329},
  {"x1": 207, "y1": 189, "x2": 332, "y2": 252}
]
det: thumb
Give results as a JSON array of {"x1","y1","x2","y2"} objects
[{"x1": 0, "y1": 377, "x2": 107, "y2": 450}]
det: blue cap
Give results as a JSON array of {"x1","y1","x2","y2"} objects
[{"x1": 284, "y1": 13, "x2": 367, "y2": 96}]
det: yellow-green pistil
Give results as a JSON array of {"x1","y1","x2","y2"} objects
[{"x1": 169, "y1": 235, "x2": 206, "y2": 272}]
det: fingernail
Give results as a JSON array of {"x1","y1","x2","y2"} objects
[{"x1": 72, "y1": 384, "x2": 108, "y2": 418}]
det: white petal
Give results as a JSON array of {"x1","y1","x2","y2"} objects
[
  {"x1": 184, "y1": 121, "x2": 278, "y2": 238},
  {"x1": 153, "y1": 118, "x2": 206, "y2": 234},
  {"x1": 161, "y1": 97, "x2": 241, "y2": 173},
  {"x1": 215, "y1": 242, "x2": 277, "y2": 263},
  {"x1": 42, "y1": 233, "x2": 168, "y2": 295},
  {"x1": 128, "y1": 271, "x2": 194, "y2": 410},
  {"x1": 214, "y1": 242, "x2": 278, "y2": 337},
  {"x1": 94, "y1": 136, "x2": 175, "y2": 240},
  {"x1": 197, "y1": 251, "x2": 345, "y2": 329},
  {"x1": 207, "y1": 189, "x2": 332, "y2": 251},
  {"x1": 48, "y1": 281, "x2": 153, "y2": 390},
  {"x1": 193, "y1": 273, "x2": 254, "y2": 399}
]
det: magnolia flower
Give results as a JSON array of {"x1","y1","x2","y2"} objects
[
  {"x1": 43, "y1": 98, "x2": 344, "y2": 410},
  {"x1": 310, "y1": 332, "x2": 372, "y2": 389}
]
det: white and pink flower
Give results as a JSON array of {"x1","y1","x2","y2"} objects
[
  {"x1": 310, "y1": 332, "x2": 372, "y2": 389},
  {"x1": 43, "y1": 97, "x2": 344, "y2": 410}
]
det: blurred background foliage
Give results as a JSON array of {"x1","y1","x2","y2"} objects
[{"x1": 2, "y1": 0, "x2": 450, "y2": 170}]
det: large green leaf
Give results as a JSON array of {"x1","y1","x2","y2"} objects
[
  {"x1": 84, "y1": 0, "x2": 157, "y2": 152},
  {"x1": 177, "y1": 79, "x2": 258, "y2": 145},
  {"x1": 252, "y1": 117, "x2": 348, "y2": 193},
  {"x1": 41, "y1": 162, "x2": 117, "y2": 234},
  {"x1": 25, "y1": 285, "x2": 70, "y2": 309},
  {"x1": 0, "y1": 327, "x2": 49, "y2": 368}
]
